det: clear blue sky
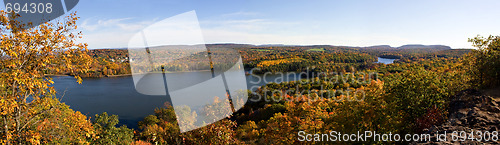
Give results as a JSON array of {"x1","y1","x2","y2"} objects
[{"x1": 32, "y1": 0, "x2": 500, "y2": 48}]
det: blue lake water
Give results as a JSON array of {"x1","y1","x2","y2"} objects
[
  {"x1": 376, "y1": 57, "x2": 397, "y2": 64},
  {"x1": 52, "y1": 57, "x2": 394, "y2": 129},
  {"x1": 51, "y1": 71, "x2": 302, "y2": 129}
]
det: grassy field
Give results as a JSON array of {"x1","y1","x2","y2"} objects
[{"x1": 307, "y1": 48, "x2": 326, "y2": 52}]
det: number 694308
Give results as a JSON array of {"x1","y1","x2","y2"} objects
[{"x1": 5, "y1": 3, "x2": 53, "y2": 14}]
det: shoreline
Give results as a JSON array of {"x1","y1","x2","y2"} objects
[
  {"x1": 45, "y1": 70, "x2": 214, "y2": 78},
  {"x1": 106, "y1": 74, "x2": 132, "y2": 77},
  {"x1": 44, "y1": 74, "x2": 70, "y2": 77}
]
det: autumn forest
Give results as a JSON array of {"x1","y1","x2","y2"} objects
[{"x1": 1, "y1": 11, "x2": 500, "y2": 144}]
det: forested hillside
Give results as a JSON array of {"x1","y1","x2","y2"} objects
[
  {"x1": 46, "y1": 44, "x2": 471, "y2": 78},
  {"x1": 2, "y1": 10, "x2": 499, "y2": 144}
]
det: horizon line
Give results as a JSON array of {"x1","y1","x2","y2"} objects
[{"x1": 87, "y1": 43, "x2": 474, "y2": 50}]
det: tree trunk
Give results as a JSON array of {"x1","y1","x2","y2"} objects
[{"x1": 4, "y1": 116, "x2": 10, "y2": 145}]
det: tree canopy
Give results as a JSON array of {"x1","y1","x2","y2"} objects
[{"x1": 0, "y1": 11, "x2": 92, "y2": 144}]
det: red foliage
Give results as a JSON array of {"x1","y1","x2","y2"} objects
[{"x1": 416, "y1": 106, "x2": 445, "y2": 133}]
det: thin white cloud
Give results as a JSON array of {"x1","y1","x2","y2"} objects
[
  {"x1": 80, "y1": 17, "x2": 157, "y2": 32},
  {"x1": 116, "y1": 18, "x2": 159, "y2": 32},
  {"x1": 80, "y1": 31, "x2": 135, "y2": 49},
  {"x1": 78, "y1": 17, "x2": 159, "y2": 48},
  {"x1": 81, "y1": 18, "x2": 131, "y2": 31}
]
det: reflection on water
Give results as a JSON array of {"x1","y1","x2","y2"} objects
[
  {"x1": 376, "y1": 57, "x2": 397, "y2": 64},
  {"x1": 51, "y1": 71, "x2": 301, "y2": 129}
]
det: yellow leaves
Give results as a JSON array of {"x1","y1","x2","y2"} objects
[
  {"x1": 0, "y1": 98, "x2": 17, "y2": 115},
  {"x1": 75, "y1": 76, "x2": 83, "y2": 84},
  {"x1": 0, "y1": 11, "x2": 94, "y2": 144},
  {"x1": 27, "y1": 131, "x2": 41, "y2": 145},
  {"x1": 256, "y1": 57, "x2": 304, "y2": 68}
]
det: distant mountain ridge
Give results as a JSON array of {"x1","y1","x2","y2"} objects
[
  {"x1": 397, "y1": 44, "x2": 451, "y2": 50},
  {"x1": 91, "y1": 44, "x2": 453, "y2": 50},
  {"x1": 363, "y1": 44, "x2": 451, "y2": 50},
  {"x1": 206, "y1": 43, "x2": 453, "y2": 50}
]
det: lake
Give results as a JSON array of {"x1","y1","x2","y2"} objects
[
  {"x1": 376, "y1": 57, "x2": 397, "y2": 64},
  {"x1": 52, "y1": 58, "x2": 394, "y2": 129},
  {"x1": 51, "y1": 71, "x2": 302, "y2": 129}
]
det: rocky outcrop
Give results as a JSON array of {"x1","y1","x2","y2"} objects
[{"x1": 418, "y1": 89, "x2": 500, "y2": 144}]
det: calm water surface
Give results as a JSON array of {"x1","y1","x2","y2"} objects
[
  {"x1": 52, "y1": 71, "x2": 301, "y2": 129},
  {"x1": 376, "y1": 57, "x2": 397, "y2": 64},
  {"x1": 54, "y1": 58, "x2": 394, "y2": 128}
]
